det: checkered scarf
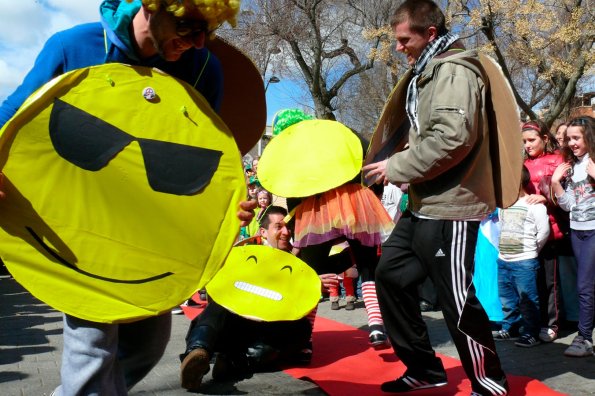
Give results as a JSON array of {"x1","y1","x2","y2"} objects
[{"x1": 406, "y1": 32, "x2": 459, "y2": 134}]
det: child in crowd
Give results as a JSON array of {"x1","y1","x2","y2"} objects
[
  {"x1": 246, "y1": 175, "x2": 260, "y2": 200},
  {"x1": 240, "y1": 188, "x2": 272, "y2": 239},
  {"x1": 245, "y1": 163, "x2": 256, "y2": 178},
  {"x1": 551, "y1": 116, "x2": 595, "y2": 357},
  {"x1": 327, "y1": 242, "x2": 359, "y2": 311},
  {"x1": 522, "y1": 120, "x2": 570, "y2": 342},
  {"x1": 494, "y1": 166, "x2": 550, "y2": 347},
  {"x1": 555, "y1": 122, "x2": 569, "y2": 148},
  {"x1": 328, "y1": 269, "x2": 358, "y2": 310},
  {"x1": 239, "y1": 178, "x2": 263, "y2": 241},
  {"x1": 256, "y1": 189, "x2": 272, "y2": 220}
]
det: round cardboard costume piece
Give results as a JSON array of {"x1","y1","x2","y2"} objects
[
  {"x1": 208, "y1": 37, "x2": 266, "y2": 155},
  {"x1": 206, "y1": 245, "x2": 321, "y2": 321},
  {"x1": 258, "y1": 119, "x2": 362, "y2": 198},
  {"x1": 0, "y1": 64, "x2": 246, "y2": 323}
]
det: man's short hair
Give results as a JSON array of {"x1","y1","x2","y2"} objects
[
  {"x1": 390, "y1": 0, "x2": 447, "y2": 36},
  {"x1": 259, "y1": 206, "x2": 288, "y2": 229}
]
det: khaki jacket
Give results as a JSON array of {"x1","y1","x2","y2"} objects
[{"x1": 383, "y1": 50, "x2": 520, "y2": 219}]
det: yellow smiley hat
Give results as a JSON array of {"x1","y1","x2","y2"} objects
[
  {"x1": 206, "y1": 245, "x2": 321, "y2": 321},
  {"x1": 0, "y1": 63, "x2": 246, "y2": 323},
  {"x1": 258, "y1": 110, "x2": 363, "y2": 198}
]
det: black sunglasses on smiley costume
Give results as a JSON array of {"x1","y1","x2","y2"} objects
[{"x1": 49, "y1": 98, "x2": 223, "y2": 196}]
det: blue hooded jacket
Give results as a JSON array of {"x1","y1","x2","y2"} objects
[{"x1": 0, "y1": 0, "x2": 223, "y2": 128}]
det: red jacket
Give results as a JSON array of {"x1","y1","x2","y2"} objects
[{"x1": 524, "y1": 153, "x2": 569, "y2": 240}]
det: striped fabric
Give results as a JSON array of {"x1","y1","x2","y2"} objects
[
  {"x1": 451, "y1": 221, "x2": 508, "y2": 396},
  {"x1": 362, "y1": 281, "x2": 383, "y2": 327},
  {"x1": 406, "y1": 32, "x2": 459, "y2": 133}
]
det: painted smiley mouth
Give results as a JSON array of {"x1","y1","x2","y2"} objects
[
  {"x1": 26, "y1": 226, "x2": 174, "y2": 284},
  {"x1": 234, "y1": 281, "x2": 283, "y2": 301}
]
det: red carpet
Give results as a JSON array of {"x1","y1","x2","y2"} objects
[
  {"x1": 181, "y1": 296, "x2": 564, "y2": 395},
  {"x1": 284, "y1": 317, "x2": 567, "y2": 396},
  {"x1": 181, "y1": 293, "x2": 207, "y2": 319}
]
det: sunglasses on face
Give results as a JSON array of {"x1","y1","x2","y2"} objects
[
  {"x1": 49, "y1": 98, "x2": 223, "y2": 196},
  {"x1": 175, "y1": 19, "x2": 209, "y2": 38}
]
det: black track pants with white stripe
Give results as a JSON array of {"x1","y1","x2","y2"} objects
[{"x1": 376, "y1": 213, "x2": 509, "y2": 395}]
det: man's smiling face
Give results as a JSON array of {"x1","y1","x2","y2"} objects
[
  {"x1": 393, "y1": 20, "x2": 436, "y2": 66},
  {"x1": 260, "y1": 213, "x2": 292, "y2": 252}
]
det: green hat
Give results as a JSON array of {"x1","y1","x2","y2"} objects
[
  {"x1": 271, "y1": 109, "x2": 314, "y2": 136},
  {"x1": 248, "y1": 175, "x2": 261, "y2": 187}
]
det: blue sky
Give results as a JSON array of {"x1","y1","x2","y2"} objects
[
  {"x1": 264, "y1": 78, "x2": 310, "y2": 125},
  {"x1": 0, "y1": 1, "x2": 98, "y2": 101},
  {"x1": 0, "y1": 0, "x2": 301, "y2": 126}
]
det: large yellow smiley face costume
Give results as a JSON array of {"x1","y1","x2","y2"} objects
[{"x1": 0, "y1": 63, "x2": 248, "y2": 323}]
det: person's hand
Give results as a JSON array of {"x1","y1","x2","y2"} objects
[
  {"x1": 525, "y1": 194, "x2": 547, "y2": 205},
  {"x1": 237, "y1": 199, "x2": 257, "y2": 226},
  {"x1": 362, "y1": 159, "x2": 389, "y2": 185},
  {"x1": 551, "y1": 162, "x2": 571, "y2": 184},
  {"x1": 587, "y1": 158, "x2": 595, "y2": 179},
  {"x1": 319, "y1": 273, "x2": 339, "y2": 292},
  {"x1": 0, "y1": 173, "x2": 6, "y2": 199}
]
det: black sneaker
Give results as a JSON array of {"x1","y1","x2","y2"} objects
[
  {"x1": 294, "y1": 341, "x2": 313, "y2": 364},
  {"x1": 369, "y1": 330, "x2": 391, "y2": 350},
  {"x1": 212, "y1": 353, "x2": 252, "y2": 381},
  {"x1": 493, "y1": 329, "x2": 516, "y2": 341},
  {"x1": 381, "y1": 375, "x2": 447, "y2": 392},
  {"x1": 331, "y1": 301, "x2": 340, "y2": 310},
  {"x1": 419, "y1": 300, "x2": 435, "y2": 312},
  {"x1": 515, "y1": 334, "x2": 541, "y2": 348}
]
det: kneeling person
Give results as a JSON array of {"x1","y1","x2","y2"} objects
[{"x1": 179, "y1": 206, "x2": 337, "y2": 391}]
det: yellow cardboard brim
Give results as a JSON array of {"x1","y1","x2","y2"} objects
[
  {"x1": 364, "y1": 69, "x2": 412, "y2": 176},
  {"x1": 258, "y1": 120, "x2": 362, "y2": 197},
  {"x1": 207, "y1": 37, "x2": 267, "y2": 155},
  {"x1": 479, "y1": 54, "x2": 523, "y2": 209}
]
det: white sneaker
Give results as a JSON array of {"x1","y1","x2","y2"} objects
[
  {"x1": 539, "y1": 327, "x2": 558, "y2": 343},
  {"x1": 564, "y1": 335, "x2": 593, "y2": 357},
  {"x1": 171, "y1": 300, "x2": 189, "y2": 315}
]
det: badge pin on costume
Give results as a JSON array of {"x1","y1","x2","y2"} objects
[{"x1": 142, "y1": 87, "x2": 157, "y2": 101}]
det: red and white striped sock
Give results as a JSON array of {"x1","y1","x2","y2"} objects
[{"x1": 362, "y1": 281, "x2": 383, "y2": 327}]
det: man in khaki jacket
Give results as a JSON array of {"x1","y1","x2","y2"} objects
[{"x1": 363, "y1": 1, "x2": 519, "y2": 394}]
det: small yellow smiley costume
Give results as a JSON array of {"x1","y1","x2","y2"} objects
[
  {"x1": 0, "y1": 64, "x2": 246, "y2": 323},
  {"x1": 206, "y1": 245, "x2": 321, "y2": 321},
  {"x1": 258, "y1": 111, "x2": 394, "y2": 248}
]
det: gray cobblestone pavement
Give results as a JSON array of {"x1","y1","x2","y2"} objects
[{"x1": 2, "y1": 273, "x2": 595, "y2": 395}]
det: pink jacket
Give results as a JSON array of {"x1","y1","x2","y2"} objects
[{"x1": 524, "y1": 153, "x2": 569, "y2": 240}]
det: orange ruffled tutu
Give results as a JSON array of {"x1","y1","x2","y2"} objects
[{"x1": 293, "y1": 183, "x2": 394, "y2": 248}]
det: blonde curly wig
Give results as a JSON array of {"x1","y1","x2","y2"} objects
[{"x1": 134, "y1": 0, "x2": 240, "y2": 33}]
